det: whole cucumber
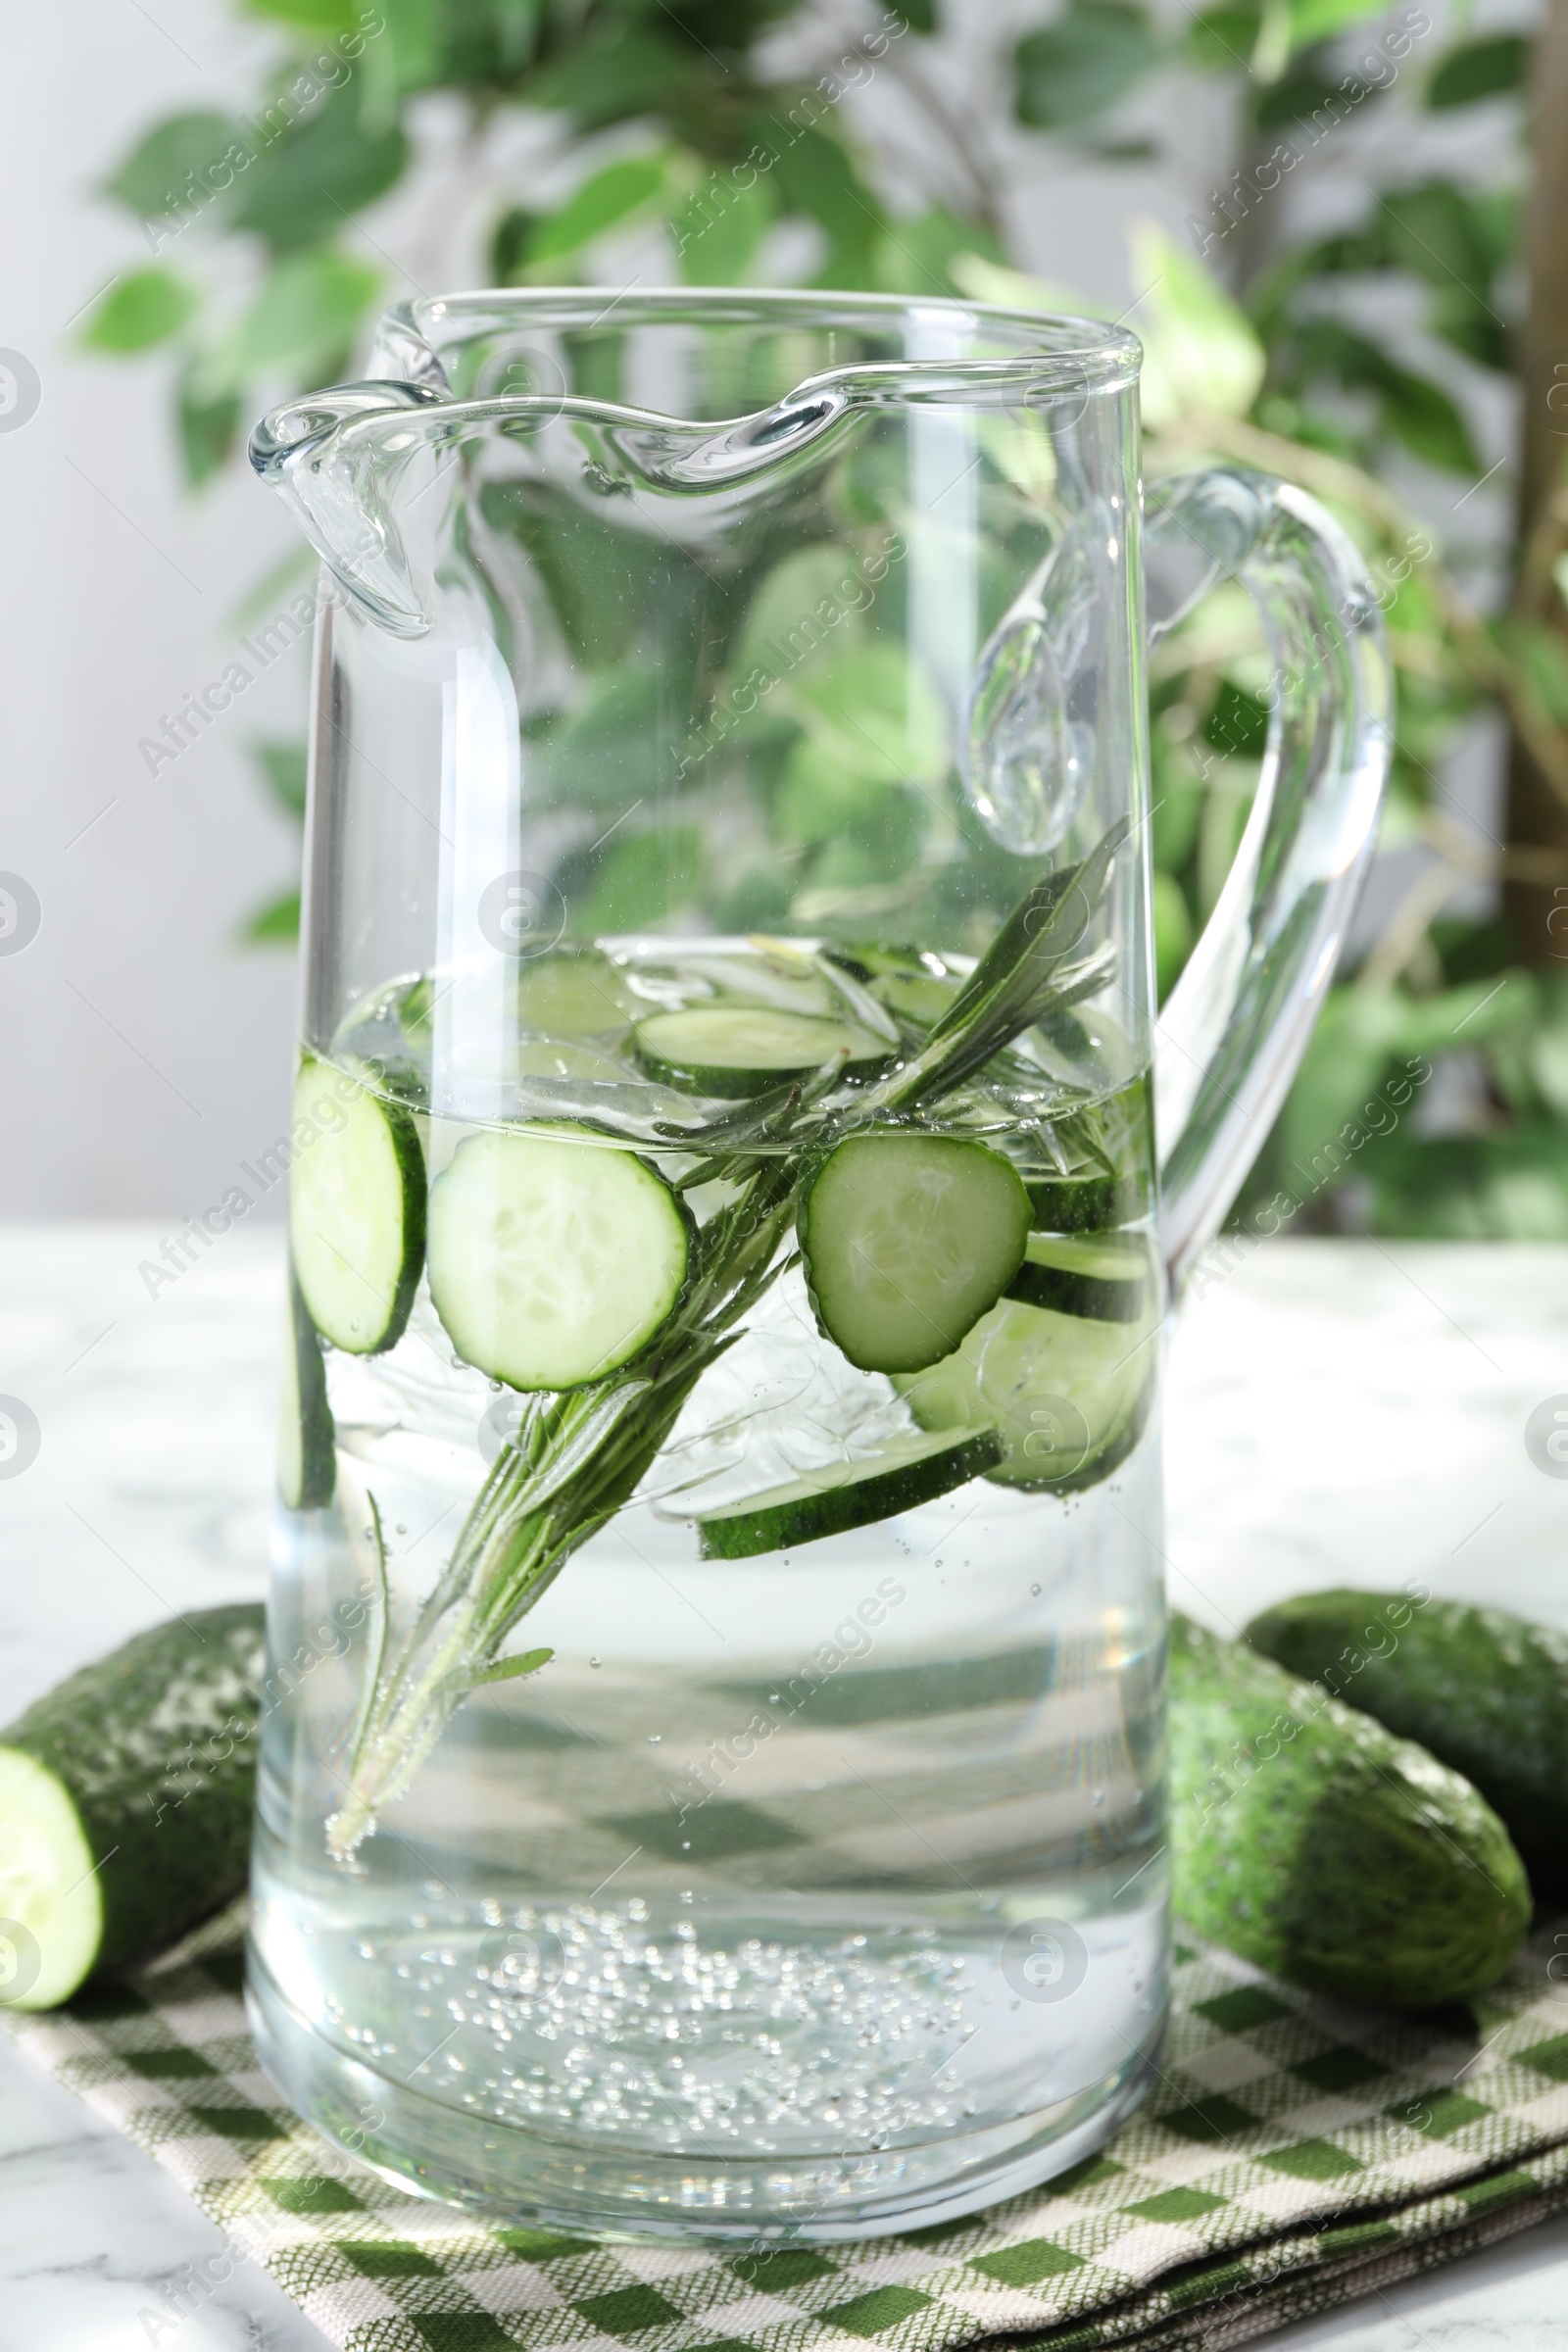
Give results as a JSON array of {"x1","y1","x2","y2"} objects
[
  {"x1": 0, "y1": 1604, "x2": 264, "y2": 2009},
  {"x1": 1246, "y1": 1588, "x2": 1568, "y2": 1903},
  {"x1": 1171, "y1": 1614, "x2": 1529, "y2": 2008}
]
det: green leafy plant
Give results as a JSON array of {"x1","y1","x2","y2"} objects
[
  {"x1": 86, "y1": 0, "x2": 1568, "y2": 1234},
  {"x1": 977, "y1": 0, "x2": 1568, "y2": 1236}
]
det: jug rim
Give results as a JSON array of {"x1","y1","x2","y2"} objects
[
  {"x1": 249, "y1": 284, "x2": 1143, "y2": 640},
  {"x1": 370, "y1": 285, "x2": 1142, "y2": 400}
]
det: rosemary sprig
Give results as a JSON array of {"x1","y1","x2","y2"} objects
[{"x1": 325, "y1": 826, "x2": 1127, "y2": 1857}]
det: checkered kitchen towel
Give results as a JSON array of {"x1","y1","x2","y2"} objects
[{"x1": 12, "y1": 1914, "x2": 1568, "y2": 2352}]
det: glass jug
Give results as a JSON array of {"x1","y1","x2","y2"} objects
[{"x1": 246, "y1": 289, "x2": 1390, "y2": 2241}]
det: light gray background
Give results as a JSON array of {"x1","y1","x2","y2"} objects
[{"x1": 0, "y1": 0, "x2": 1529, "y2": 1217}]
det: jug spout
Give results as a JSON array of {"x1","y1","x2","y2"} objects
[
  {"x1": 247, "y1": 369, "x2": 864, "y2": 639},
  {"x1": 250, "y1": 380, "x2": 448, "y2": 638}
]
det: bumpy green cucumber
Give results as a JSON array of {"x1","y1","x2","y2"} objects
[
  {"x1": 695, "y1": 1428, "x2": 1002, "y2": 1560},
  {"x1": 1171, "y1": 1614, "x2": 1530, "y2": 2008},
  {"x1": 0, "y1": 1606, "x2": 266, "y2": 2009},
  {"x1": 278, "y1": 1271, "x2": 335, "y2": 1511},
  {"x1": 1246, "y1": 1590, "x2": 1568, "y2": 1905}
]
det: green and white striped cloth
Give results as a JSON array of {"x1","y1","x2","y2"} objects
[{"x1": 11, "y1": 1913, "x2": 1568, "y2": 2352}]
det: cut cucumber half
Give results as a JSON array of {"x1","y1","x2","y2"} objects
[
  {"x1": 1025, "y1": 1171, "x2": 1136, "y2": 1233},
  {"x1": 428, "y1": 1125, "x2": 690, "y2": 1391},
  {"x1": 289, "y1": 1057, "x2": 425, "y2": 1355},
  {"x1": 799, "y1": 1133, "x2": 1031, "y2": 1375},
  {"x1": 896, "y1": 1296, "x2": 1156, "y2": 1494},
  {"x1": 0, "y1": 1748, "x2": 100, "y2": 2010},
  {"x1": 634, "y1": 1007, "x2": 889, "y2": 1097},
  {"x1": 278, "y1": 1271, "x2": 335, "y2": 1511},
  {"x1": 695, "y1": 1427, "x2": 1002, "y2": 1560},
  {"x1": 1006, "y1": 1232, "x2": 1155, "y2": 1324},
  {"x1": 0, "y1": 1605, "x2": 265, "y2": 2009}
]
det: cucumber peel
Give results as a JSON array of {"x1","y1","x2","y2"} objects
[
  {"x1": 695, "y1": 1426, "x2": 1001, "y2": 1559},
  {"x1": 1171, "y1": 1614, "x2": 1530, "y2": 2009}
]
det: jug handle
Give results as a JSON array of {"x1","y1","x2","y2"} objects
[{"x1": 1145, "y1": 466, "x2": 1393, "y2": 1296}]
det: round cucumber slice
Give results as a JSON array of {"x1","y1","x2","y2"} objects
[
  {"x1": 278, "y1": 1273, "x2": 335, "y2": 1511},
  {"x1": 428, "y1": 1125, "x2": 690, "y2": 1392},
  {"x1": 1006, "y1": 1232, "x2": 1155, "y2": 1323},
  {"x1": 896, "y1": 1295, "x2": 1155, "y2": 1493},
  {"x1": 870, "y1": 969, "x2": 959, "y2": 1025},
  {"x1": 695, "y1": 1427, "x2": 1002, "y2": 1560},
  {"x1": 289, "y1": 1058, "x2": 426, "y2": 1355},
  {"x1": 0, "y1": 1746, "x2": 102, "y2": 2010},
  {"x1": 798, "y1": 1133, "x2": 1031, "y2": 1375},
  {"x1": 634, "y1": 1006, "x2": 889, "y2": 1097},
  {"x1": 1025, "y1": 1171, "x2": 1133, "y2": 1233},
  {"x1": 514, "y1": 1038, "x2": 634, "y2": 1083},
  {"x1": 515, "y1": 948, "x2": 636, "y2": 1039}
]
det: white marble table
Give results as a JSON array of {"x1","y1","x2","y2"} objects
[{"x1": 4, "y1": 1227, "x2": 1568, "y2": 2348}]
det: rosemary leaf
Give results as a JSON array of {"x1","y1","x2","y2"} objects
[{"x1": 468, "y1": 1646, "x2": 553, "y2": 1689}]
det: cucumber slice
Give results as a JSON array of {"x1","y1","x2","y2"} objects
[
  {"x1": 798, "y1": 1133, "x2": 1031, "y2": 1375},
  {"x1": 278, "y1": 1271, "x2": 335, "y2": 1511},
  {"x1": 1006, "y1": 1232, "x2": 1155, "y2": 1323},
  {"x1": 428, "y1": 1125, "x2": 690, "y2": 1391},
  {"x1": 0, "y1": 1606, "x2": 265, "y2": 2009},
  {"x1": 1025, "y1": 1171, "x2": 1135, "y2": 1233},
  {"x1": 515, "y1": 948, "x2": 636, "y2": 1039},
  {"x1": 896, "y1": 1296, "x2": 1155, "y2": 1494},
  {"x1": 514, "y1": 1038, "x2": 634, "y2": 1083},
  {"x1": 695, "y1": 1427, "x2": 1002, "y2": 1560},
  {"x1": 634, "y1": 1007, "x2": 889, "y2": 1097},
  {"x1": 0, "y1": 1750, "x2": 98, "y2": 2010},
  {"x1": 870, "y1": 969, "x2": 959, "y2": 1025},
  {"x1": 289, "y1": 1058, "x2": 425, "y2": 1355}
]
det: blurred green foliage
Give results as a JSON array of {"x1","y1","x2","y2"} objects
[{"x1": 86, "y1": 0, "x2": 1568, "y2": 1234}]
